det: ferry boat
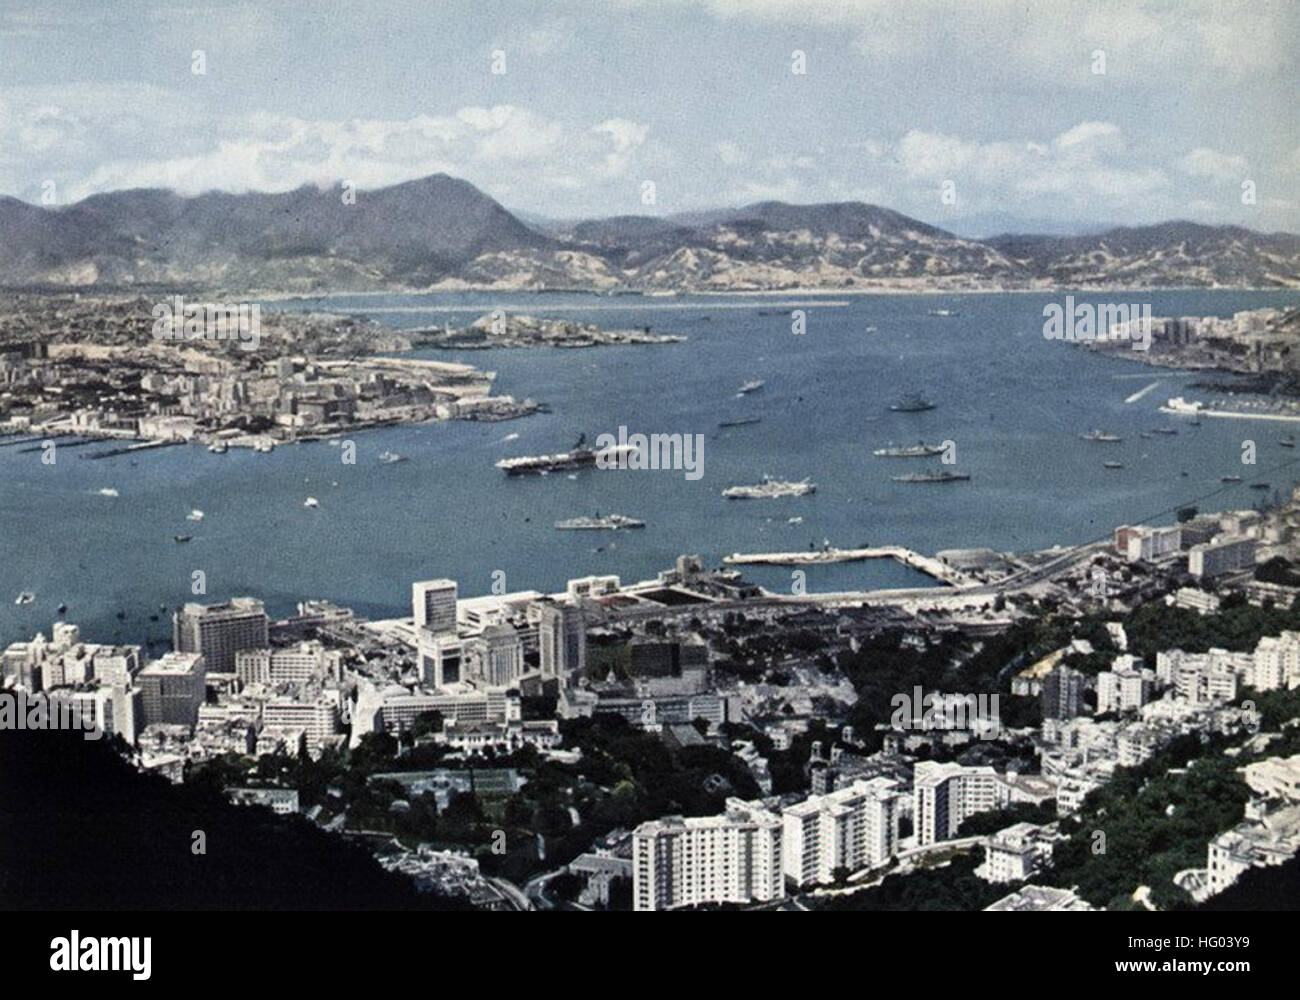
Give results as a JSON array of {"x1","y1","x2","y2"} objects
[
  {"x1": 554, "y1": 514, "x2": 646, "y2": 530},
  {"x1": 1080, "y1": 430, "x2": 1122, "y2": 442},
  {"x1": 873, "y1": 441, "x2": 946, "y2": 458},
  {"x1": 890, "y1": 470, "x2": 971, "y2": 483},
  {"x1": 889, "y1": 394, "x2": 937, "y2": 413},
  {"x1": 737, "y1": 379, "x2": 766, "y2": 395},
  {"x1": 495, "y1": 435, "x2": 638, "y2": 476},
  {"x1": 722, "y1": 477, "x2": 816, "y2": 499}
]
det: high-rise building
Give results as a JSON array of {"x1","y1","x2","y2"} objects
[
  {"x1": 633, "y1": 799, "x2": 784, "y2": 911},
  {"x1": 476, "y1": 624, "x2": 524, "y2": 688},
  {"x1": 1042, "y1": 664, "x2": 1084, "y2": 720},
  {"x1": 173, "y1": 598, "x2": 269, "y2": 674},
  {"x1": 137, "y1": 651, "x2": 207, "y2": 728},
  {"x1": 412, "y1": 579, "x2": 458, "y2": 635},
  {"x1": 913, "y1": 761, "x2": 1007, "y2": 846},
  {"x1": 1188, "y1": 535, "x2": 1257, "y2": 578},
  {"x1": 537, "y1": 601, "x2": 586, "y2": 681},
  {"x1": 783, "y1": 778, "x2": 904, "y2": 887}
]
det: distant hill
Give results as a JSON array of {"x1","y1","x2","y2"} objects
[
  {"x1": 1, "y1": 174, "x2": 1297, "y2": 292},
  {"x1": 0, "y1": 729, "x2": 468, "y2": 910},
  {"x1": 987, "y1": 221, "x2": 1300, "y2": 289}
]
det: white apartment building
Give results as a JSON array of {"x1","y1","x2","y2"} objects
[
  {"x1": 1188, "y1": 534, "x2": 1256, "y2": 578},
  {"x1": 1125, "y1": 525, "x2": 1182, "y2": 563},
  {"x1": 1252, "y1": 633, "x2": 1300, "y2": 691},
  {"x1": 782, "y1": 778, "x2": 904, "y2": 887},
  {"x1": 1096, "y1": 667, "x2": 1154, "y2": 714},
  {"x1": 633, "y1": 799, "x2": 784, "y2": 911},
  {"x1": 913, "y1": 761, "x2": 1007, "y2": 846},
  {"x1": 981, "y1": 822, "x2": 1058, "y2": 883}
]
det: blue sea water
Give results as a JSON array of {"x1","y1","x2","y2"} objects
[{"x1": 4, "y1": 288, "x2": 1300, "y2": 647}]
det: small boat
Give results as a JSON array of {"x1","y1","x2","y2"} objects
[
  {"x1": 303, "y1": 497, "x2": 319, "y2": 508},
  {"x1": 787, "y1": 516, "x2": 803, "y2": 524},
  {"x1": 737, "y1": 379, "x2": 765, "y2": 395},
  {"x1": 1221, "y1": 476, "x2": 1242, "y2": 483},
  {"x1": 1250, "y1": 483, "x2": 1271, "y2": 491},
  {"x1": 927, "y1": 308, "x2": 959, "y2": 317},
  {"x1": 1080, "y1": 430, "x2": 1122, "y2": 443},
  {"x1": 254, "y1": 440, "x2": 275, "y2": 453},
  {"x1": 187, "y1": 509, "x2": 204, "y2": 521},
  {"x1": 719, "y1": 417, "x2": 762, "y2": 428},
  {"x1": 1103, "y1": 461, "x2": 1124, "y2": 469},
  {"x1": 15, "y1": 591, "x2": 35, "y2": 606},
  {"x1": 57, "y1": 602, "x2": 67, "y2": 615},
  {"x1": 1150, "y1": 428, "x2": 1178, "y2": 436},
  {"x1": 863, "y1": 325, "x2": 878, "y2": 333},
  {"x1": 891, "y1": 470, "x2": 971, "y2": 483},
  {"x1": 173, "y1": 534, "x2": 191, "y2": 543},
  {"x1": 115, "y1": 610, "x2": 125, "y2": 620},
  {"x1": 889, "y1": 394, "x2": 937, "y2": 413},
  {"x1": 97, "y1": 487, "x2": 119, "y2": 497},
  {"x1": 378, "y1": 450, "x2": 407, "y2": 464},
  {"x1": 207, "y1": 442, "x2": 228, "y2": 454},
  {"x1": 1281, "y1": 436, "x2": 1296, "y2": 449}
]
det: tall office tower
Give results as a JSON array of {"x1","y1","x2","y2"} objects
[
  {"x1": 480, "y1": 624, "x2": 524, "y2": 688},
  {"x1": 782, "y1": 778, "x2": 904, "y2": 887},
  {"x1": 172, "y1": 597, "x2": 269, "y2": 674},
  {"x1": 913, "y1": 761, "x2": 1006, "y2": 846},
  {"x1": 1041, "y1": 664, "x2": 1084, "y2": 721},
  {"x1": 137, "y1": 651, "x2": 208, "y2": 728},
  {"x1": 537, "y1": 602, "x2": 586, "y2": 681},
  {"x1": 412, "y1": 579, "x2": 458, "y2": 635},
  {"x1": 632, "y1": 799, "x2": 784, "y2": 911}
]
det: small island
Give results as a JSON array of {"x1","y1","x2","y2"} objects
[{"x1": 411, "y1": 312, "x2": 685, "y2": 349}]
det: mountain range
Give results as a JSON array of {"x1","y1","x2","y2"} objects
[{"x1": 2, "y1": 173, "x2": 1297, "y2": 293}]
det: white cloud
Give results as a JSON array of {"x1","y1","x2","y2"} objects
[
  {"x1": 0, "y1": 87, "x2": 660, "y2": 206},
  {"x1": 1177, "y1": 147, "x2": 1250, "y2": 184}
]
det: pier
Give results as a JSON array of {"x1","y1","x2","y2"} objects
[{"x1": 722, "y1": 546, "x2": 971, "y2": 586}]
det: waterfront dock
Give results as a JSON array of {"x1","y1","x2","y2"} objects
[{"x1": 722, "y1": 546, "x2": 970, "y2": 586}]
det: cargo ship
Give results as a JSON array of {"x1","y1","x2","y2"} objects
[
  {"x1": 722, "y1": 477, "x2": 816, "y2": 499},
  {"x1": 872, "y1": 441, "x2": 946, "y2": 458},
  {"x1": 890, "y1": 470, "x2": 970, "y2": 483},
  {"x1": 495, "y1": 434, "x2": 638, "y2": 476},
  {"x1": 554, "y1": 514, "x2": 646, "y2": 530}
]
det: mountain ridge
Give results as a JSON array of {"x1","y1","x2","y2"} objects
[{"x1": 2, "y1": 174, "x2": 1296, "y2": 293}]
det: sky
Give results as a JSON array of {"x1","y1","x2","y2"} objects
[{"x1": 1, "y1": 0, "x2": 1297, "y2": 236}]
